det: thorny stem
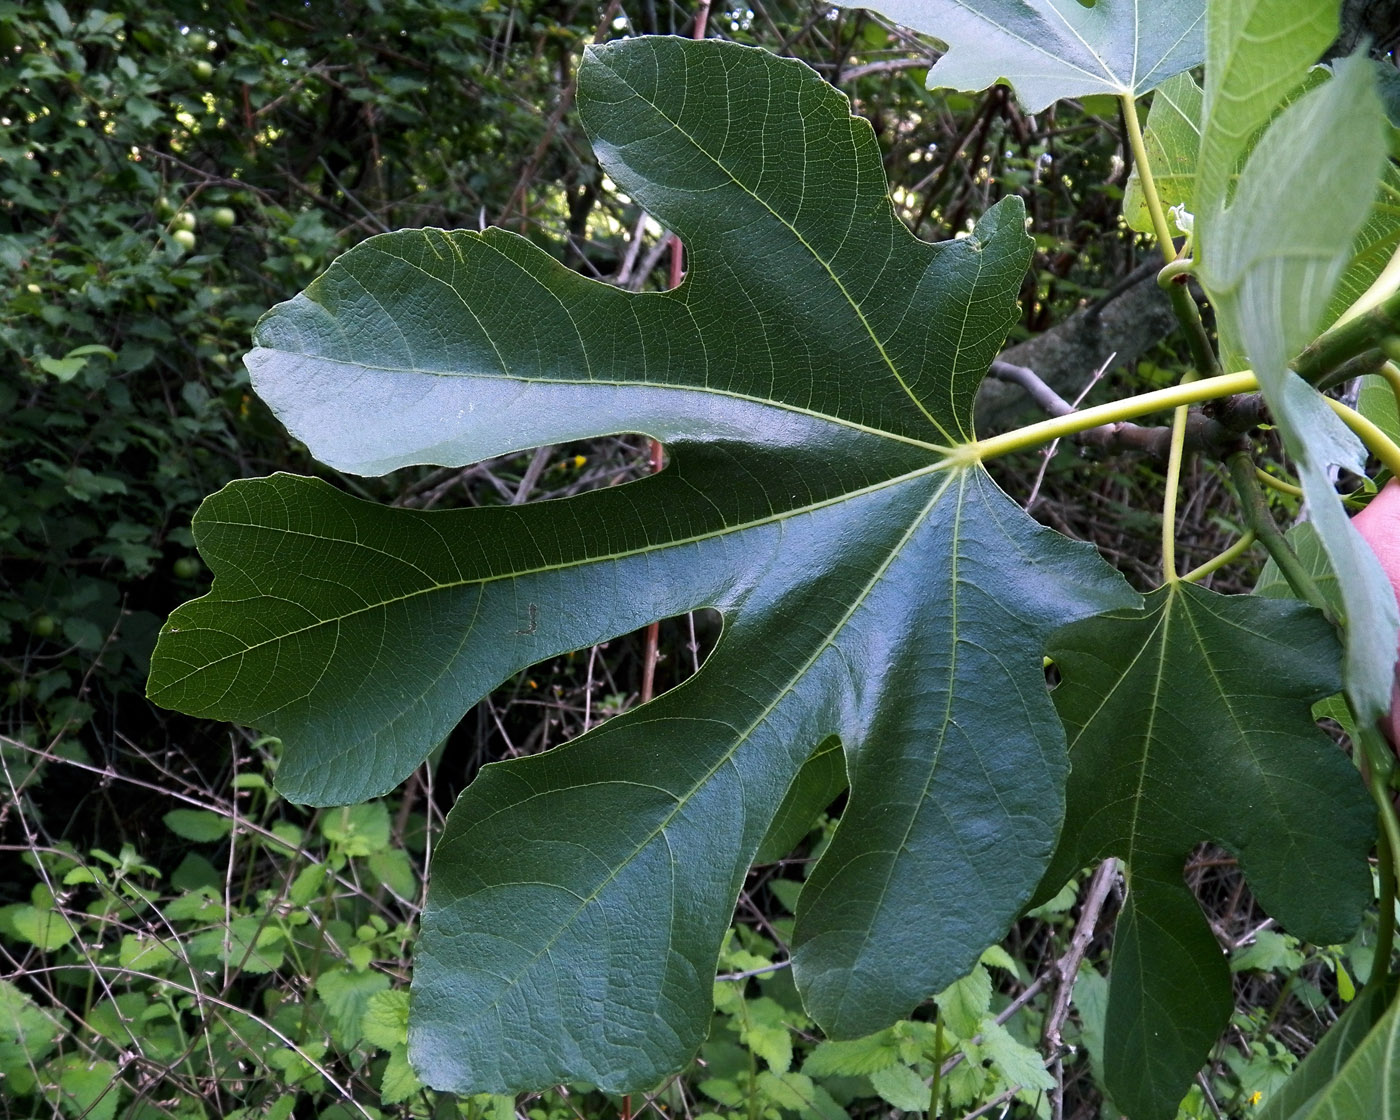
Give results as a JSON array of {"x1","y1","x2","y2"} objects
[{"x1": 1225, "y1": 452, "x2": 1335, "y2": 624}]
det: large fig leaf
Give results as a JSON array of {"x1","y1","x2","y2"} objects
[
  {"x1": 1042, "y1": 583, "x2": 1373, "y2": 1120},
  {"x1": 148, "y1": 38, "x2": 1138, "y2": 1091},
  {"x1": 834, "y1": 0, "x2": 1204, "y2": 112},
  {"x1": 1194, "y1": 35, "x2": 1396, "y2": 726},
  {"x1": 1197, "y1": 0, "x2": 1339, "y2": 214}
]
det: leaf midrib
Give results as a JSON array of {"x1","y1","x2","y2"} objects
[
  {"x1": 594, "y1": 45, "x2": 951, "y2": 441},
  {"x1": 435, "y1": 467, "x2": 963, "y2": 1039},
  {"x1": 249, "y1": 345, "x2": 950, "y2": 457},
  {"x1": 155, "y1": 458, "x2": 956, "y2": 697}
]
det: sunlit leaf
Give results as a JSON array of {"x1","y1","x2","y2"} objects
[{"x1": 834, "y1": 0, "x2": 1204, "y2": 111}]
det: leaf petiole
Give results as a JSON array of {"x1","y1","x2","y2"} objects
[
  {"x1": 968, "y1": 371, "x2": 1257, "y2": 462},
  {"x1": 1120, "y1": 92, "x2": 1177, "y2": 264}
]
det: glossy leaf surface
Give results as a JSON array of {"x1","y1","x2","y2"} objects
[
  {"x1": 836, "y1": 0, "x2": 1204, "y2": 111},
  {"x1": 1043, "y1": 583, "x2": 1373, "y2": 1120},
  {"x1": 148, "y1": 38, "x2": 1137, "y2": 1092}
]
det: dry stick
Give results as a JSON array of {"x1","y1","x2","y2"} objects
[
  {"x1": 1042, "y1": 857, "x2": 1121, "y2": 1120},
  {"x1": 512, "y1": 444, "x2": 555, "y2": 504},
  {"x1": 1020, "y1": 353, "x2": 1114, "y2": 511}
]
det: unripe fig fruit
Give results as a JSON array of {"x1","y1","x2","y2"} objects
[{"x1": 1352, "y1": 480, "x2": 1400, "y2": 748}]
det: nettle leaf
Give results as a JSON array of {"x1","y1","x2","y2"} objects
[
  {"x1": 1196, "y1": 47, "x2": 1395, "y2": 724},
  {"x1": 148, "y1": 38, "x2": 1136, "y2": 1092},
  {"x1": 834, "y1": 0, "x2": 1204, "y2": 112},
  {"x1": 1043, "y1": 583, "x2": 1373, "y2": 1120}
]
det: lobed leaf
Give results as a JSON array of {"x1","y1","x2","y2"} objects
[
  {"x1": 834, "y1": 0, "x2": 1204, "y2": 112},
  {"x1": 150, "y1": 37, "x2": 1138, "y2": 1093},
  {"x1": 1043, "y1": 583, "x2": 1373, "y2": 1120}
]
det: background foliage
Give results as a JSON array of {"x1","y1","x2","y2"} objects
[{"x1": 2, "y1": 2, "x2": 1382, "y2": 1118}]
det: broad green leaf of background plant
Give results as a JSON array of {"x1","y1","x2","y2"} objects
[
  {"x1": 1195, "y1": 49, "x2": 1395, "y2": 725},
  {"x1": 834, "y1": 0, "x2": 1204, "y2": 112},
  {"x1": 148, "y1": 38, "x2": 1137, "y2": 1093},
  {"x1": 1042, "y1": 583, "x2": 1373, "y2": 1120}
]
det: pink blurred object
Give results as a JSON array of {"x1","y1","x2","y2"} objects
[{"x1": 1352, "y1": 480, "x2": 1400, "y2": 750}]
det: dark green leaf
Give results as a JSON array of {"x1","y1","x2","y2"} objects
[
  {"x1": 150, "y1": 37, "x2": 1137, "y2": 1092},
  {"x1": 1044, "y1": 583, "x2": 1374, "y2": 1120}
]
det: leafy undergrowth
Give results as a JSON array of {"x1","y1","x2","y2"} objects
[{"x1": 1, "y1": 679, "x2": 1380, "y2": 1120}]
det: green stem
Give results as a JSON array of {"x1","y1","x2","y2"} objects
[
  {"x1": 967, "y1": 371, "x2": 1258, "y2": 462},
  {"x1": 1376, "y1": 818, "x2": 1395, "y2": 987},
  {"x1": 1180, "y1": 530, "x2": 1257, "y2": 584},
  {"x1": 1165, "y1": 282, "x2": 1223, "y2": 380},
  {"x1": 1225, "y1": 452, "x2": 1335, "y2": 624},
  {"x1": 1356, "y1": 723, "x2": 1400, "y2": 991},
  {"x1": 1254, "y1": 468, "x2": 1303, "y2": 500},
  {"x1": 1323, "y1": 395, "x2": 1400, "y2": 478},
  {"x1": 928, "y1": 1014, "x2": 945, "y2": 1120},
  {"x1": 1294, "y1": 284, "x2": 1400, "y2": 386},
  {"x1": 1161, "y1": 401, "x2": 1189, "y2": 584},
  {"x1": 1120, "y1": 92, "x2": 1176, "y2": 263},
  {"x1": 1380, "y1": 362, "x2": 1400, "y2": 419}
]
